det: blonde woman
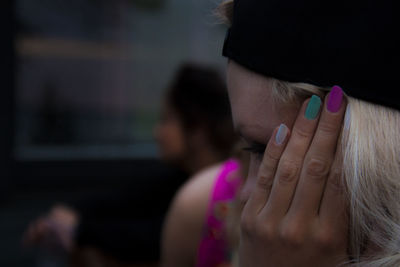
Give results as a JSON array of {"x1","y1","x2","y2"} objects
[{"x1": 218, "y1": 0, "x2": 400, "y2": 266}]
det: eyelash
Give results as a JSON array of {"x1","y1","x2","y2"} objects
[{"x1": 242, "y1": 143, "x2": 266, "y2": 155}]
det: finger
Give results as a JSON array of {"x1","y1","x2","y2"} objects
[
  {"x1": 262, "y1": 95, "x2": 322, "y2": 218},
  {"x1": 243, "y1": 124, "x2": 290, "y2": 215},
  {"x1": 289, "y1": 86, "x2": 346, "y2": 216},
  {"x1": 319, "y1": 146, "x2": 348, "y2": 229}
]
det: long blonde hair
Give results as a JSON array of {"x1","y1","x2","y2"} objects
[{"x1": 218, "y1": 1, "x2": 400, "y2": 266}]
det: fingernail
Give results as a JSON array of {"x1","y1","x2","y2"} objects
[
  {"x1": 327, "y1": 85, "x2": 343, "y2": 113},
  {"x1": 305, "y1": 95, "x2": 321, "y2": 120},
  {"x1": 275, "y1": 124, "x2": 288, "y2": 145}
]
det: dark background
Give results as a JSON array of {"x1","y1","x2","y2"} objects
[
  {"x1": 0, "y1": 0, "x2": 226, "y2": 266},
  {"x1": 0, "y1": 2, "x2": 180, "y2": 262}
]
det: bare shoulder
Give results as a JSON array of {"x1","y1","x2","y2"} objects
[
  {"x1": 177, "y1": 163, "x2": 223, "y2": 211},
  {"x1": 161, "y1": 162, "x2": 224, "y2": 267},
  {"x1": 165, "y1": 162, "x2": 224, "y2": 230}
]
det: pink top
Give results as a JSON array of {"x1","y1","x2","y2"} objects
[{"x1": 196, "y1": 159, "x2": 242, "y2": 267}]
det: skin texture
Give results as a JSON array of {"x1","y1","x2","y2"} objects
[
  {"x1": 160, "y1": 163, "x2": 222, "y2": 267},
  {"x1": 154, "y1": 103, "x2": 188, "y2": 165},
  {"x1": 227, "y1": 61, "x2": 349, "y2": 267}
]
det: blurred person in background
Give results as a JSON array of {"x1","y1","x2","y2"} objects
[
  {"x1": 23, "y1": 62, "x2": 239, "y2": 267},
  {"x1": 155, "y1": 63, "x2": 237, "y2": 175},
  {"x1": 159, "y1": 64, "x2": 244, "y2": 267}
]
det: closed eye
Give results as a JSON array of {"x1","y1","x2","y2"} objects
[{"x1": 242, "y1": 142, "x2": 266, "y2": 155}]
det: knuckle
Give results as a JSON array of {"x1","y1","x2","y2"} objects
[
  {"x1": 279, "y1": 221, "x2": 306, "y2": 248},
  {"x1": 326, "y1": 167, "x2": 344, "y2": 193},
  {"x1": 305, "y1": 158, "x2": 330, "y2": 181},
  {"x1": 293, "y1": 126, "x2": 312, "y2": 141},
  {"x1": 318, "y1": 119, "x2": 338, "y2": 135},
  {"x1": 257, "y1": 221, "x2": 278, "y2": 241},
  {"x1": 265, "y1": 147, "x2": 281, "y2": 162},
  {"x1": 240, "y1": 213, "x2": 279, "y2": 242},
  {"x1": 256, "y1": 173, "x2": 273, "y2": 191},
  {"x1": 314, "y1": 230, "x2": 341, "y2": 251},
  {"x1": 277, "y1": 159, "x2": 300, "y2": 184}
]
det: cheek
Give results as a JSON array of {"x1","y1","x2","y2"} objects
[
  {"x1": 239, "y1": 154, "x2": 263, "y2": 205},
  {"x1": 156, "y1": 124, "x2": 171, "y2": 145},
  {"x1": 168, "y1": 127, "x2": 185, "y2": 151},
  {"x1": 158, "y1": 123, "x2": 185, "y2": 153}
]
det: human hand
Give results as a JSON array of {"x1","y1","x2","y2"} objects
[
  {"x1": 239, "y1": 87, "x2": 348, "y2": 267},
  {"x1": 23, "y1": 204, "x2": 79, "y2": 252}
]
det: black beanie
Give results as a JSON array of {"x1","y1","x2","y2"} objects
[{"x1": 223, "y1": 0, "x2": 399, "y2": 110}]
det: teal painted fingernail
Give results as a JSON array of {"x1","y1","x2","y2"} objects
[
  {"x1": 275, "y1": 124, "x2": 288, "y2": 145},
  {"x1": 305, "y1": 95, "x2": 321, "y2": 120}
]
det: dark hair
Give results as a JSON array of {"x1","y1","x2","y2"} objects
[{"x1": 166, "y1": 62, "x2": 237, "y2": 158}]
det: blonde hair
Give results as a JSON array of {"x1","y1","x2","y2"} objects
[
  {"x1": 218, "y1": 1, "x2": 400, "y2": 266},
  {"x1": 342, "y1": 100, "x2": 400, "y2": 266}
]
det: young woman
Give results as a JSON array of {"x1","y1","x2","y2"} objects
[
  {"x1": 218, "y1": 0, "x2": 400, "y2": 266},
  {"x1": 158, "y1": 63, "x2": 243, "y2": 267}
]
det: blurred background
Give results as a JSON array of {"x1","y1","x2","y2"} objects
[{"x1": 0, "y1": 0, "x2": 227, "y2": 266}]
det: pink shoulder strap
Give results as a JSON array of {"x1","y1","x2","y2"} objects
[{"x1": 196, "y1": 159, "x2": 241, "y2": 267}]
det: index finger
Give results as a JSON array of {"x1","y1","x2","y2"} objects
[{"x1": 243, "y1": 124, "x2": 290, "y2": 215}]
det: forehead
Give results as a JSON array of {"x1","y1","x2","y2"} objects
[{"x1": 226, "y1": 61, "x2": 297, "y2": 144}]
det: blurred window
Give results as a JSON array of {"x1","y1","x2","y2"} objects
[{"x1": 15, "y1": 0, "x2": 226, "y2": 160}]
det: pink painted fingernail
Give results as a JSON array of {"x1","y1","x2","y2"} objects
[{"x1": 327, "y1": 85, "x2": 343, "y2": 113}]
